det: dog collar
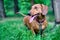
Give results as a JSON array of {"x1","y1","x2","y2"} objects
[{"x1": 36, "y1": 18, "x2": 45, "y2": 23}]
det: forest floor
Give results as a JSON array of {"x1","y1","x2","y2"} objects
[{"x1": 0, "y1": 17, "x2": 60, "y2": 40}]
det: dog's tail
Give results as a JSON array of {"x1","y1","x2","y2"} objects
[{"x1": 17, "y1": 12, "x2": 27, "y2": 17}]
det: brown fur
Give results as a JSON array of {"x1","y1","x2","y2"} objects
[{"x1": 23, "y1": 4, "x2": 48, "y2": 34}]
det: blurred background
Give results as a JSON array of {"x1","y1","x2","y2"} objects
[{"x1": 0, "y1": 0, "x2": 60, "y2": 40}]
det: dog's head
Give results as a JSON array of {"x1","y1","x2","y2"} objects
[
  {"x1": 30, "y1": 4, "x2": 48, "y2": 15},
  {"x1": 29, "y1": 4, "x2": 48, "y2": 23}
]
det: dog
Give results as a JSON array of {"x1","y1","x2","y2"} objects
[{"x1": 23, "y1": 4, "x2": 48, "y2": 35}]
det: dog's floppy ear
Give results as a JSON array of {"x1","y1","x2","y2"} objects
[
  {"x1": 42, "y1": 4, "x2": 48, "y2": 15},
  {"x1": 29, "y1": 15, "x2": 37, "y2": 23}
]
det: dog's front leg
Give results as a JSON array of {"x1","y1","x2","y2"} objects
[
  {"x1": 42, "y1": 25, "x2": 45, "y2": 30},
  {"x1": 30, "y1": 27, "x2": 35, "y2": 34},
  {"x1": 27, "y1": 22, "x2": 35, "y2": 34},
  {"x1": 42, "y1": 20, "x2": 47, "y2": 29}
]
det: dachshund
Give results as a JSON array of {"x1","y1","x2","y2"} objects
[{"x1": 23, "y1": 4, "x2": 48, "y2": 35}]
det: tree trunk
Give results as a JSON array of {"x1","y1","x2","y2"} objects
[
  {"x1": 31, "y1": 0, "x2": 34, "y2": 6},
  {"x1": 0, "y1": 0, "x2": 6, "y2": 18},
  {"x1": 51, "y1": 0, "x2": 60, "y2": 23},
  {"x1": 14, "y1": 0, "x2": 19, "y2": 14}
]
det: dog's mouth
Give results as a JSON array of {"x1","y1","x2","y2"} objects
[
  {"x1": 29, "y1": 13, "x2": 40, "y2": 23},
  {"x1": 31, "y1": 13, "x2": 40, "y2": 17},
  {"x1": 29, "y1": 13, "x2": 45, "y2": 23}
]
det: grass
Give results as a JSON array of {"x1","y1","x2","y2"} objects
[{"x1": 0, "y1": 17, "x2": 60, "y2": 40}]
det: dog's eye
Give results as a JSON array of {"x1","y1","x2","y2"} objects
[{"x1": 34, "y1": 7, "x2": 37, "y2": 9}]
